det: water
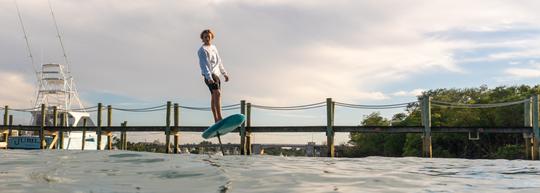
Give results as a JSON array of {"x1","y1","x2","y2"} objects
[{"x1": 1, "y1": 151, "x2": 540, "y2": 193}]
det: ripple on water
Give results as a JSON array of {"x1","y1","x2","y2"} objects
[
  {"x1": 1, "y1": 151, "x2": 540, "y2": 193},
  {"x1": 154, "y1": 170, "x2": 204, "y2": 179},
  {"x1": 108, "y1": 153, "x2": 144, "y2": 158}
]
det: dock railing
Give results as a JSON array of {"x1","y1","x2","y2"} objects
[{"x1": 1, "y1": 96, "x2": 539, "y2": 159}]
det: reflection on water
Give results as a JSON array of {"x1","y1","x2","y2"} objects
[{"x1": 1, "y1": 150, "x2": 540, "y2": 193}]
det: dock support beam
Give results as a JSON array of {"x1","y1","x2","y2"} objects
[
  {"x1": 173, "y1": 103, "x2": 179, "y2": 154},
  {"x1": 246, "y1": 103, "x2": 252, "y2": 155},
  {"x1": 52, "y1": 106, "x2": 58, "y2": 149},
  {"x1": 3, "y1": 106, "x2": 8, "y2": 143},
  {"x1": 165, "y1": 101, "x2": 171, "y2": 154},
  {"x1": 40, "y1": 104, "x2": 46, "y2": 149},
  {"x1": 421, "y1": 96, "x2": 433, "y2": 158},
  {"x1": 524, "y1": 98, "x2": 533, "y2": 160},
  {"x1": 8, "y1": 115, "x2": 13, "y2": 138},
  {"x1": 121, "y1": 121, "x2": 128, "y2": 150},
  {"x1": 326, "y1": 98, "x2": 335, "y2": 157},
  {"x1": 97, "y1": 103, "x2": 102, "y2": 150},
  {"x1": 107, "y1": 105, "x2": 113, "y2": 150},
  {"x1": 82, "y1": 118, "x2": 87, "y2": 150},
  {"x1": 240, "y1": 100, "x2": 246, "y2": 155},
  {"x1": 533, "y1": 95, "x2": 540, "y2": 160},
  {"x1": 58, "y1": 108, "x2": 68, "y2": 149}
]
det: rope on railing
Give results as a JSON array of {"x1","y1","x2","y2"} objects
[
  {"x1": 180, "y1": 104, "x2": 241, "y2": 111},
  {"x1": 10, "y1": 107, "x2": 40, "y2": 112},
  {"x1": 251, "y1": 101, "x2": 326, "y2": 111},
  {"x1": 69, "y1": 106, "x2": 98, "y2": 113},
  {"x1": 112, "y1": 104, "x2": 167, "y2": 112},
  {"x1": 334, "y1": 101, "x2": 416, "y2": 109},
  {"x1": 2, "y1": 97, "x2": 531, "y2": 113},
  {"x1": 431, "y1": 98, "x2": 529, "y2": 109}
]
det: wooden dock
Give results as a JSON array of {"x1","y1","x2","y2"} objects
[{"x1": 1, "y1": 96, "x2": 540, "y2": 159}]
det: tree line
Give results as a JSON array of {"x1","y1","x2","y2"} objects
[{"x1": 343, "y1": 85, "x2": 540, "y2": 159}]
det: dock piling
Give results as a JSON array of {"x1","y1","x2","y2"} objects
[
  {"x1": 107, "y1": 105, "x2": 112, "y2": 150},
  {"x1": 240, "y1": 100, "x2": 247, "y2": 155},
  {"x1": 326, "y1": 98, "x2": 335, "y2": 158},
  {"x1": 52, "y1": 106, "x2": 58, "y2": 149},
  {"x1": 524, "y1": 98, "x2": 533, "y2": 159},
  {"x1": 173, "y1": 103, "x2": 179, "y2": 154},
  {"x1": 120, "y1": 121, "x2": 125, "y2": 150},
  {"x1": 40, "y1": 104, "x2": 46, "y2": 149},
  {"x1": 421, "y1": 96, "x2": 433, "y2": 158},
  {"x1": 121, "y1": 121, "x2": 128, "y2": 150},
  {"x1": 165, "y1": 101, "x2": 171, "y2": 154},
  {"x1": 533, "y1": 95, "x2": 539, "y2": 160},
  {"x1": 8, "y1": 115, "x2": 13, "y2": 137},
  {"x1": 3, "y1": 106, "x2": 8, "y2": 142},
  {"x1": 97, "y1": 103, "x2": 102, "y2": 150},
  {"x1": 246, "y1": 102, "x2": 252, "y2": 155},
  {"x1": 82, "y1": 118, "x2": 87, "y2": 150}
]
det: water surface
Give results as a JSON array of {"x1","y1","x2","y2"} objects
[{"x1": 1, "y1": 150, "x2": 539, "y2": 193}]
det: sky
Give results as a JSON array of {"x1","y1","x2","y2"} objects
[{"x1": 1, "y1": 0, "x2": 540, "y2": 144}]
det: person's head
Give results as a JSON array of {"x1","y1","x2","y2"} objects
[{"x1": 200, "y1": 29, "x2": 214, "y2": 45}]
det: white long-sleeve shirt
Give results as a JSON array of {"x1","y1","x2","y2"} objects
[{"x1": 198, "y1": 44, "x2": 227, "y2": 81}]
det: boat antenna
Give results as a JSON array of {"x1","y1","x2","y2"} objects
[
  {"x1": 47, "y1": 0, "x2": 70, "y2": 73},
  {"x1": 14, "y1": 0, "x2": 37, "y2": 74}
]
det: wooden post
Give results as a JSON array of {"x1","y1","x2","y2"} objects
[
  {"x1": 52, "y1": 106, "x2": 59, "y2": 149},
  {"x1": 107, "y1": 105, "x2": 112, "y2": 150},
  {"x1": 165, "y1": 101, "x2": 171, "y2": 154},
  {"x1": 120, "y1": 121, "x2": 125, "y2": 150},
  {"x1": 8, "y1": 115, "x2": 13, "y2": 137},
  {"x1": 173, "y1": 103, "x2": 179, "y2": 154},
  {"x1": 81, "y1": 118, "x2": 87, "y2": 150},
  {"x1": 60, "y1": 110, "x2": 67, "y2": 149},
  {"x1": 240, "y1": 100, "x2": 246, "y2": 155},
  {"x1": 97, "y1": 103, "x2": 102, "y2": 150},
  {"x1": 533, "y1": 95, "x2": 540, "y2": 160},
  {"x1": 524, "y1": 98, "x2": 533, "y2": 160},
  {"x1": 326, "y1": 98, "x2": 335, "y2": 157},
  {"x1": 6, "y1": 115, "x2": 13, "y2": 147},
  {"x1": 422, "y1": 96, "x2": 433, "y2": 158},
  {"x1": 40, "y1": 104, "x2": 46, "y2": 149},
  {"x1": 246, "y1": 102, "x2": 252, "y2": 155},
  {"x1": 3, "y1": 106, "x2": 7, "y2": 142},
  {"x1": 122, "y1": 121, "x2": 127, "y2": 150}
]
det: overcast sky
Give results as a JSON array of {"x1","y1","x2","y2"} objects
[{"x1": 1, "y1": 0, "x2": 540, "y2": 144}]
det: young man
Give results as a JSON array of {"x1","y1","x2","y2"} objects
[{"x1": 198, "y1": 29, "x2": 230, "y2": 123}]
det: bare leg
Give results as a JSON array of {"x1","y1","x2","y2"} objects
[
  {"x1": 211, "y1": 90, "x2": 223, "y2": 123},
  {"x1": 210, "y1": 90, "x2": 219, "y2": 122},
  {"x1": 215, "y1": 90, "x2": 223, "y2": 121}
]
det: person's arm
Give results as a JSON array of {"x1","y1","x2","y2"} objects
[
  {"x1": 216, "y1": 48, "x2": 229, "y2": 81},
  {"x1": 198, "y1": 48, "x2": 213, "y2": 82}
]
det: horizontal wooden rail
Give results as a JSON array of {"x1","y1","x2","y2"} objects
[{"x1": 7, "y1": 125, "x2": 533, "y2": 134}]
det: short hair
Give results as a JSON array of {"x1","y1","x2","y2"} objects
[{"x1": 200, "y1": 29, "x2": 214, "y2": 39}]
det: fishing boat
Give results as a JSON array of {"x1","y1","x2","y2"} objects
[
  {"x1": 6, "y1": 1, "x2": 107, "y2": 150},
  {"x1": 8, "y1": 63, "x2": 107, "y2": 150}
]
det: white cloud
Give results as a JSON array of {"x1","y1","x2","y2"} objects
[
  {"x1": 2, "y1": 0, "x2": 540, "y2": 108},
  {"x1": 505, "y1": 61, "x2": 540, "y2": 78},
  {"x1": 392, "y1": 89, "x2": 425, "y2": 97},
  {"x1": 0, "y1": 72, "x2": 35, "y2": 108}
]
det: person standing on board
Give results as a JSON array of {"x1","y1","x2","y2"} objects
[{"x1": 198, "y1": 29, "x2": 229, "y2": 123}]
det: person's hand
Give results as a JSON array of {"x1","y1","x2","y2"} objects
[
  {"x1": 224, "y1": 75, "x2": 230, "y2": 82},
  {"x1": 207, "y1": 79, "x2": 215, "y2": 84}
]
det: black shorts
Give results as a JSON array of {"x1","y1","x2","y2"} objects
[{"x1": 204, "y1": 74, "x2": 221, "y2": 92}]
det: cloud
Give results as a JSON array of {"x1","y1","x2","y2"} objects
[
  {"x1": 392, "y1": 89, "x2": 425, "y2": 97},
  {"x1": 504, "y1": 60, "x2": 540, "y2": 78},
  {"x1": 0, "y1": 72, "x2": 35, "y2": 108},
  {"x1": 2, "y1": 0, "x2": 540, "y2": 109}
]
